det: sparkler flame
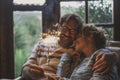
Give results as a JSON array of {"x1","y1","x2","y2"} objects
[{"x1": 39, "y1": 23, "x2": 61, "y2": 65}]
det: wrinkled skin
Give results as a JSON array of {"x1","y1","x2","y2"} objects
[
  {"x1": 93, "y1": 52, "x2": 118, "y2": 75},
  {"x1": 59, "y1": 19, "x2": 78, "y2": 48}
]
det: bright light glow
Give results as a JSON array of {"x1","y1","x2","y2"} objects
[
  {"x1": 41, "y1": 36, "x2": 59, "y2": 46},
  {"x1": 14, "y1": 0, "x2": 45, "y2": 5},
  {"x1": 40, "y1": 35, "x2": 60, "y2": 54}
]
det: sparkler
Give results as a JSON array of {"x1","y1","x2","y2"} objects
[{"x1": 39, "y1": 23, "x2": 61, "y2": 65}]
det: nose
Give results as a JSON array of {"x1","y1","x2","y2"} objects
[
  {"x1": 74, "y1": 40, "x2": 77, "y2": 45},
  {"x1": 64, "y1": 30, "x2": 70, "y2": 36},
  {"x1": 75, "y1": 37, "x2": 80, "y2": 44}
]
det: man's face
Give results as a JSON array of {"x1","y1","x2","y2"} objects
[{"x1": 59, "y1": 19, "x2": 78, "y2": 48}]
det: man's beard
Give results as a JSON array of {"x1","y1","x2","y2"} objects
[{"x1": 58, "y1": 40, "x2": 73, "y2": 48}]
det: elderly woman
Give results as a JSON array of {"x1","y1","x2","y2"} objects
[{"x1": 58, "y1": 24, "x2": 119, "y2": 80}]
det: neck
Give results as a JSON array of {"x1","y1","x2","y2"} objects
[{"x1": 83, "y1": 45, "x2": 97, "y2": 57}]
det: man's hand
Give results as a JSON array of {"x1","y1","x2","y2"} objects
[
  {"x1": 67, "y1": 48, "x2": 75, "y2": 55},
  {"x1": 93, "y1": 52, "x2": 118, "y2": 75},
  {"x1": 22, "y1": 64, "x2": 45, "y2": 79}
]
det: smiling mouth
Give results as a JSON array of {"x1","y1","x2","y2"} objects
[{"x1": 61, "y1": 34, "x2": 71, "y2": 39}]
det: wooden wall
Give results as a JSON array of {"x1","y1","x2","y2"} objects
[
  {"x1": 42, "y1": 0, "x2": 60, "y2": 32},
  {"x1": 0, "y1": 0, "x2": 14, "y2": 79},
  {"x1": 114, "y1": 0, "x2": 120, "y2": 41}
]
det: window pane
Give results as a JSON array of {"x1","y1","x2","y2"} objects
[
  {"x1": 97, "y1": 26, "x2": 113, "y2": 41},
  {"x1": 60, "y1": 1, "x2": 85, "y2": 22},
  {"x1": 89, "y1": 0, "x2": 113, "y2": 23},
  {"x1": 104, "y1": 27, "x2": 113, "y2": 41},
  {"x1": 14, "y1": 11, "x2": 42, "y2": 77},
  {"x1": 13, "y1": 0, "x2": 45, "y2": 5}
]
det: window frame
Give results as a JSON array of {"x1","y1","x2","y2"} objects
[{"x1": 60, "y1": 0, "x2": 114, "y2": 26}]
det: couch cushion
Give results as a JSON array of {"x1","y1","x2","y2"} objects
[
  {"x1": 106, "y1": 47, "x2": 120, "y2": 53},
  {"x1": 106, "y1": 46, "x2": 120, "y2": 77},
  {"x1": 107, "y1": 41, "x2": 120, "y2": 47}
]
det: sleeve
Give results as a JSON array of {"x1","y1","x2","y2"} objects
[
  {"x1": 56, "y1": 53, "x2": 80, "y2": 78},
  {"x1": 23, "y1": 41, "x2": 42, "y2": 66},
  {"x1": 90, "y1": 66, "x2": 119, "y2": 80},
  {"x1": 56, "y1": 53, "x2": 72, "y2": 78}
]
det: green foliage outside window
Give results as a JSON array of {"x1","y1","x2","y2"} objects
[
  {"x1": 88, "y1": 1, "x2": 113, "y2": 23},
  {"x1": 61, "y1": 1, "x2": 113, "y2": 40},
  {"x1": 14, "y1": 11, "x2": 42, "y2": 77}
]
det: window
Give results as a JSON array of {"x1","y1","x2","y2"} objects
[
  {"x1": 14, "y1": 11, "x2": 42, "y2": 77},
  {"x1": 60, "y1": 1, "x2": 85, "y2": 22},
  {"x1": 60, "y1": 0, "x2": 113, "y2": 40},
  {"x1": 13, "y1": 0, "x2": 44, "y2": 77},
  {"x1": 88, "y1": 0, "x2": 113, "y2": 23}
]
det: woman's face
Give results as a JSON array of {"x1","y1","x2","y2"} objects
[
  {"x1": 75, "y1": 34, "x2": 86, "y2": 52},
  {"x1": 75, "y1": 34, "x2": 90, "y2": 52}
]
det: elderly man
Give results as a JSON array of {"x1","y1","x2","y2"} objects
[
  {"x1": 21, "y1": 14, "x2": 82, "y2": 80},
  {"x1": 20, "y1": 14, "x2": 119, "y2": 80}
]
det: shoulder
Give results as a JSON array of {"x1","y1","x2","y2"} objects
[
  {"x1": 90, "y1": 48, "x2": 112, "y2": 61},
  {"x1": 93, "y1": 48, "x2": 112, "y2": 56},
  {"x1": 99, "y1": 48, "x2": 112, "y2": 53},
  {"x1": 32, "y1": 41, "x2": 42, "y2": 53}
]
